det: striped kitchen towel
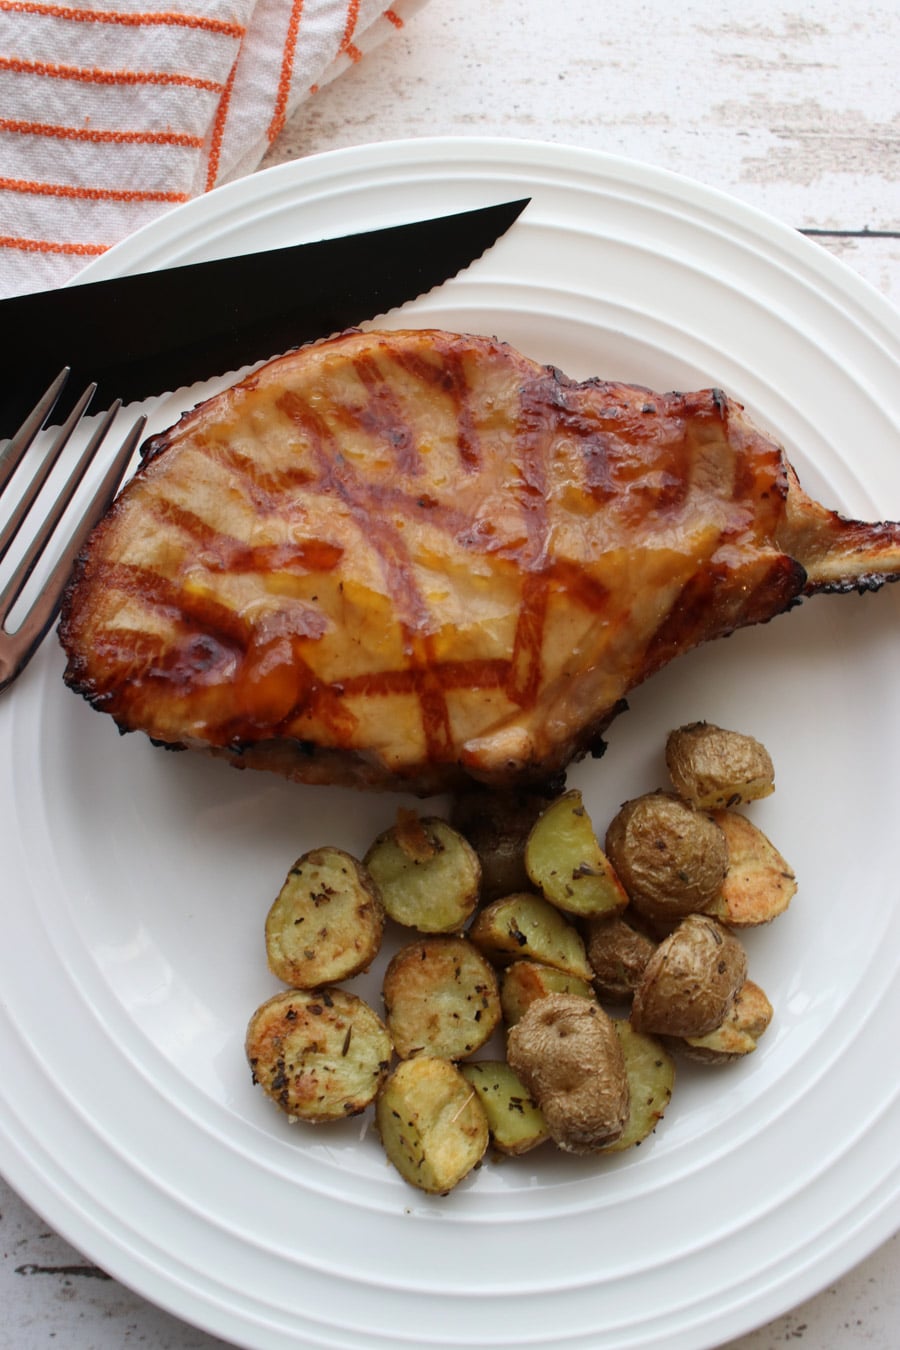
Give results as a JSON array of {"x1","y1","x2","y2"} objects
[{"x1": 0, "y1": 0, "x2": 427, "y2": 298}]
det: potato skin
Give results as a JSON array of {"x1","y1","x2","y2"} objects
[
  {"x1": 584, "y1": 913, "x2": 657, "y2": 1003},
  {"x1": 666, "y1": 722, "x2": 775, "y2": 808},
  {"x1": 677, "y1": 979, "x2": 774, "y2": 1063},
  {"x1": 604, "y1": 792, "x2": 728, "y2": 921},
  {"x1": 382, "y1": 936, "x2": 501, "y2": 1061},
  {"x1": 506, "y1": 993, "x2": 630, "y2": 1154},
  {"x1": 451, "y1": 786, "x2": 554, "y2": 902},
  {"x1": 246, "y1": 987, "x2": 392, "y2": 1123},
  {"x1": 631, "y1": 914, "x2": 747, "y2": 1038}
]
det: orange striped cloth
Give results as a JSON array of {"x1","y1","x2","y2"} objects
[{"x1": 0, "y1": 0, "x2": 427, "y2": 298}]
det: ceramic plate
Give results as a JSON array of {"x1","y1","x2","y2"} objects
[{"x1": 2, "y1": 138, "x2": 899, "y2": 1350}]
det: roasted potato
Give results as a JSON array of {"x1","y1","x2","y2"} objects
[
  {"x1": 677, "y1": 979, "x2": 774, "y2": 1064},
  {"x1": 584, "y1": 913, "x2": 658, "y2": 1003},
  {"x1": 459, "y1": 1060, "x2": 549, "y2": 1155},
  {"x1": 666, "y1": 721, "x2": 775, "y2": 808},
  {"x1": 605, "y1": 791, "x2": 729, "y2": 921},
  {"x1": 364, "y1": 812, "x2": 481, "y2": 934},
  {"x1": 506, "y1": 993, "x2": 630, "y2": 1154},
  {"x1": 376, "y1": 1055, "x2": 489, "y2": 1193},
  {"x1": 704, "y1": 809, "x2": 797, "y2": 927},
  {"x1": 524, "y1": 789, "x2": 629, "y2": 919},
  {"x1": 265, "y1": 847, "x2": 384, "y2": 989},
  {"x1": 631, "y1": 914, "x2": 747, "y2": 1038},
  {"x1": 382, "y1": 936, "x2": 501, "y2": 1061},
  {"x1": 450, "y1": 786, "x2": 555, "y2": 902},
  {"x1": 499, "y1": 960, "x2": 596, "y2": 1027},
  {"x1": 467, "y1": 892, "x2": 593, "y2": 980},
  {"x1": 600, "y1": 1020, "x2": 676, "y2": 1152},
  {"x1": 246, "y1": 987, "x2": 392, "y2": 1123}
]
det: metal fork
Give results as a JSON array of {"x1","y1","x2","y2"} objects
[{"x1": 0, "y1": 371, "x2": 146, "y2": 693}]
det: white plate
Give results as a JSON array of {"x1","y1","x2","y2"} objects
[{"x1": 2, "y1": 138, "x2": 899, "y2": 1350}]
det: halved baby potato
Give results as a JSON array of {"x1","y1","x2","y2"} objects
[
  {"x1": 459, "y1": 1060, "x2": 549, "y2": 1155},
  {"x1": 382, "y1": 936, "x2": 501, "y2": 1061},
  {"x1": 525, "y1": 789, "x2": 629, "y2": 919},
  {"x1": 376, "y1": 1055, "x2": 489, "y2": 1193},
  {"x1": 499, "y1": 960, "x2": 596, "y2": 1028},
  {"x1": 600, "y1": 1020, "x2": 676, "y2": 1152},
  {"x1": 246, "y1": 987, "x2": 392, "y2": 1123},
  {"x1": 265, "y1": 847, "x2": 384, "y2": 988},
  {"x1": 677, "y1": 979, "x2": 774, "y2": 1064},
  {"x1": 364, "y1": 812, "x2": 481, "y2": 934},
  {"x1": 704, "y1": 809, "x2": 797, "y2": 927},
  {"x1": 467, "y1": 892, "x2": 593, "y2": 981}
]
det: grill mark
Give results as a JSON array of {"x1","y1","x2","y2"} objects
[
  {"x1": 503, "y1": 373, "x2": 554, "y2": 708},
  {"x1": 89, "y1": 625, "x2": 241, "y2": 691},
  {"x1": 394, "y1": 346, "x2": 481, "y2": 471},
  {"x1": 549, "y1": 558, "x2": 610, "y2": 614},
  {"x1": 192, "y1": 439, "x2": 316, "y2": 507},
  {"x1": 508, "y1": 571, "x2": 550, "y2": 707},
  {"x1": 350, "y1": 353, "x2": 421, "y2": 476},
  {"x1": 191, "y1": 434, "x2": 472, "y2": 536},
  {"x1": 144, "y1": 495, "x2": 344, "y2": 575},
  {"x1": 278, "y1": 388, "x2": 454, "y2": 762},
  {"x1": 642, "y1": 551, "x2": 805, "y2": 678},
  {"x1": 93, "y1": 561, "x2": 252, "y2": 649},
  {"x1": 338, "y1": 657, "x2": 510, "y2": 697}
]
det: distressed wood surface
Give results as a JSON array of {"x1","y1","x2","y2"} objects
[{"x1": 2, "y1": 2, "x2": 898, "y2": 1347}]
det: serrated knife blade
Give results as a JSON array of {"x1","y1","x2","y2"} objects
[{"x1": 0, "y1": 198, "x2": 530, "y2": 438}]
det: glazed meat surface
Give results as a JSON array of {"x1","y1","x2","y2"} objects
[{"x1": 59, "y1": 329, "x2": 900, "y2": 793}]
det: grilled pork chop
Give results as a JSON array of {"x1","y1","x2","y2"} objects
[{"x1": 59, "y1": 329, "x2": 900, "y2": 794}]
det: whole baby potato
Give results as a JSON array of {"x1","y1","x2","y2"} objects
[
  {"x1": 450, "y1": 786, "x2": 554, "y2": 902},
  {"x1": 584, "y1": 913, "x2": 657, "y2": 1003},
  {"x1": 665, "y1": 721, "x2": 775, "y2": 809},
  {"x1": 506, "y1": 993, "x2": 630, "y2": 1154},
  {"x1": 604, "y1": 792, "x2": 728, "y2": 921},
  {"x1": 631, "y1": 914, "x2": 748, "y2": 1038}
]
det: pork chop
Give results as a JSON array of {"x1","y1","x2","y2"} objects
[{"x1": 59, "y1": 328, "x2": 900, "y2": 793}]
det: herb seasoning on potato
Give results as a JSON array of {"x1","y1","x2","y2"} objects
[
  {"x1": 245, "y1": 718, "x2": 792, "y2": 1193},
  {"x1": 364, "y1": 812, "x2": 481, "y2": 933},
  {"x1": 246, "y1": 987, "x2": 392, "y2": 1123},
  {"x1": 382, "y1": 936, "x2": 501, "y2": 1061},
  {"x1": 376, "y1": 1056, "x2": 489, "y2": 1193},
  {"x1": 265, "y1": 847, "x2": 384, "y2": 989}
]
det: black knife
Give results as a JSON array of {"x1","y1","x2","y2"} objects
[{"x1": 0, "y1": 198, "x2": 529, "y2": 438}]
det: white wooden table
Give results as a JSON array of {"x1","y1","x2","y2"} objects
[{"x1": 2, "y1": 2, "x2": 898, "y2": 1346}]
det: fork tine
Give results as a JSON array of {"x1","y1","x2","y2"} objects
[
  {"x1": 0, "y1": 381, "x2": 97, "y2": 564},
  {"x1": 0, "y1": 408, "x2": 146, "y2": 692},
  {"x1": 0, "y1": 368, "x2": 71, "y2": 494}
]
